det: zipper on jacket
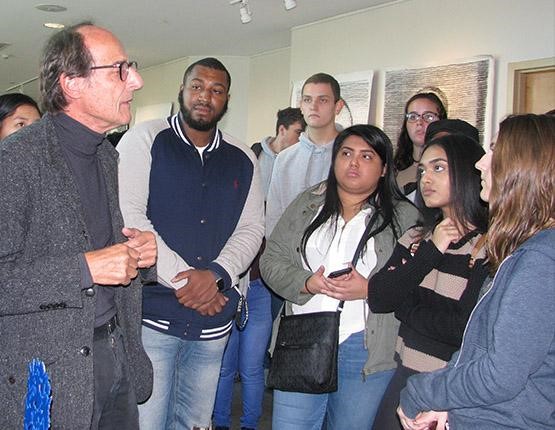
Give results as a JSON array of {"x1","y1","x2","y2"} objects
[{"x1": 454, "y1": 256, "x2": 509, "y2": 367}]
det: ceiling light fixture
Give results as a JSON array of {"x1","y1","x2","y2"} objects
[
  {"x1": 284, "y1": 0, "x2": 297, "y2": 10},
  {"x1": 35, "y1": 4, "x2": 67, "y2": 12},
  {"x1": 44, "y1": 22, "x2": 65, "y2": 29},
  {"x1": 230, "y1": 0, "x2": 252, "y2": 24}
]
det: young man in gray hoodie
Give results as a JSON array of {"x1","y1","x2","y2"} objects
[{"x1": 265, "y1": 73, "x2": 344, "y2": 236}]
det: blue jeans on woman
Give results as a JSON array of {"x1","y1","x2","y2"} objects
[
  {"x1": 213, "y1": 279, "x2": 273, "y2": 429},
  {"x1": 272, "y1": 330, "x2": 395, "y2": 430}
]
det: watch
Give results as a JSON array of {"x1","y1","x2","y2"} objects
[{"x1": 215, "y1": 277, "x2": 227, "y2": 292}]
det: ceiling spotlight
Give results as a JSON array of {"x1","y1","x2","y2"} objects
[
  {"x1": 230, "y1": 0, "x2": 252, "y2": 24},
  {"x1": 35, "y1": 4, "x2": 67, "y2": 12},
  {"x1": 44, "y1": 22, "x2": 65, "y2": 29},
  {"x1": 284, "y1": 0, "x2": 297, "y2": 10},
  {"x1": 239, "y1": 0, "x2": 252, "y2": 24}
]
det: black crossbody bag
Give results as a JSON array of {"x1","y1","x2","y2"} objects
[{"x1": 267, "y1": 211, "x2": 380, "y2": 394}]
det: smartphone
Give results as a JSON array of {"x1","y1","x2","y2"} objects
[{"x1": 327, "y1": 267, "x2": 352, "y2": 278}]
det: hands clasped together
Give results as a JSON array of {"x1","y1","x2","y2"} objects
[
  {"x1": 85, "y1": 227, "x2": 157, "y2": 286},
  {"x1": 86, "y1": 226, "x2": 227, "y2": 316},
  {"x1": 173, "y1": 269, "x2": 229, "y2": 317}
]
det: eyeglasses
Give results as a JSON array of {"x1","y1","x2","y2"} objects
[
  {"x1": 89, "y1": 61, "x2": 138, "y2": 81},
  {"x1": 405, "y1": 111, "x2": 439, "y2": 123}
]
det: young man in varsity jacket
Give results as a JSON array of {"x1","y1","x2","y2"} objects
[{"x1": 117, "y1": 57, "x2": 264, "y2": 430}]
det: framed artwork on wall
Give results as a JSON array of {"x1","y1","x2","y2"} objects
[{"x1": 383, "y1": 56, "x2": 494, "y2": 146}]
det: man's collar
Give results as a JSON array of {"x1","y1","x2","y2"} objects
[
  {"x1": 169, "y1": 113, "x2": 221, "y2": 152},
  {"x1": 53, "y1": 112, "x2": 104, "y2": 141}
]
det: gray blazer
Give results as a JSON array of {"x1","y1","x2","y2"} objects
[{"x1": 0, "y1": 114, "x2": 153, "y2": 429}]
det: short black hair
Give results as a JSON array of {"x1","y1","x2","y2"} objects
[
  {"x1": 425, "y1": 119, "x2": 480, "y2": 143},
  {"x1": 275, "y1": 107, "x2": 305, "y2": 135},
  {"x1": 301, "y1": 73, "x2": 341, "y2": 103},
  {"x1": 182, "y1": 57, "x2": 231, "y2": 91},
  {"x1": 0, "y1": 93, "x2": 41, "y2": 123}
]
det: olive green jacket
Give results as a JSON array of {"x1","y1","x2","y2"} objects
[{"x1": 260, "y1": 182, "x2": 419, "y2": 376}]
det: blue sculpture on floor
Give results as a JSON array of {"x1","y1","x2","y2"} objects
[{"x1": 24, "y1": 359, "x2": 51, "y2": 430}]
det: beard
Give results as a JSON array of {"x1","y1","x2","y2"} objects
[{"x1": 178, "y1": 90, "x2": 228, "y2": 132}]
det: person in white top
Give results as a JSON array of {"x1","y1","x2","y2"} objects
[{"x1": 260, "y1": 124, "x2": 419, "y2": 429}]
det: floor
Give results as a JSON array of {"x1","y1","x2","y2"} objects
[{"x1": 228, "y1": 381, "x2": 273, "y2": 429}]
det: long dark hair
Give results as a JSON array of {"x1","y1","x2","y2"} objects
[
  {"x1": 394, "y1": 92, "x2": 447, "y2": 171},
  {"x1": 0, "y1": 93, "x2": 40, "y2": 124},
  {"x1": 301, "y1": 124, "x2": 409, "y2": 265},
  {"x1": 416, "y1": 134, "x2": 488, "y2": 236}
]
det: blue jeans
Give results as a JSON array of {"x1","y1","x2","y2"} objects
[
  {"x1": 272, "y1": 331, "x2": 395, "y2": 430},
  {"x1": 213, "y1": 279, "x2": 273, "y2": 428},
  {"x1": 138, "y1": 326, "x2": 228, "y2": 430}
]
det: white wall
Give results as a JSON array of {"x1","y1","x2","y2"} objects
[
  {"x1": 246, "y1": 48, "x2": 291, "y2": 144},
  {"x1": 285, "y1": 0, "x2": 555, "y2": 134},
  {"x1": 132, "y1": 55, "x2": 251, "y2": 143},
  {"x1": 133, "y1": 0, "x2": 555, "y2": 145},
  {"x1": 132, "y1": 57, "x2": 190, "y2": 115}
]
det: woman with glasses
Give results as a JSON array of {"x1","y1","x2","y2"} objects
[
  {"x1": 394, "y1": 91, "x2": 447, "y2": 200},
  {"x1": 0, "y1": 93, "x2": 41, "y2": 140},
  {"x1": 368, "y1": 134, "x2": 488, "y2": 430},
  {"x1": 397, "y1": 114, "x2": 555, "y2": 430}
]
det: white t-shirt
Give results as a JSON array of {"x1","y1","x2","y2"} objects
[{"x1": 292, "y1": 207, "x2": 377, "y2": 343}]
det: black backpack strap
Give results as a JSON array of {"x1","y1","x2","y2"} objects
[{"x1": 251, "y1": 142, "x2": 263, "y2": 158}]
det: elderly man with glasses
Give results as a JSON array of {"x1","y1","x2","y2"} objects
[{"x1": 0, "y1": 22, "x2": 157, "y2": 429}]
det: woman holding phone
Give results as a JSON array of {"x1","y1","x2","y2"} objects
[{"x1": 260, "y1": 124, "x2": 419, "y2": 429}]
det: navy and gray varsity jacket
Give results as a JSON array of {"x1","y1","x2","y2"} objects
[{"x1": 117, "y1": 114, "x2": 264, "y2": 340}]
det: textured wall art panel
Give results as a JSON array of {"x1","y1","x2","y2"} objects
[
  {"x1": 291, "y1": 71, "x2": 374, "y2": 130},
  {"x1": 383, "y1": 56, "x2": 494, "y2": 146}
]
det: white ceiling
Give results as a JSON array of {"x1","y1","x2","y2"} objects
[{"x1": 0, "y1": 0, "x2": 396, "y2": 95}]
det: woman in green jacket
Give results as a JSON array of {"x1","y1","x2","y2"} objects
[{"x1": 260, "y1": 124, "x2": 419, "y2": 430}]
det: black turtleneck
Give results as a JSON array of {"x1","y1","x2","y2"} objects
[{"x1": 53, "y1": 113, "x2": 116, "y2": 327}]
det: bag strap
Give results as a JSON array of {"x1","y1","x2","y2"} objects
[
  {"x1": 251, "y1": 142, "x2": 263, "y2": 158},
  {"x1": 350, "y1": 210, "x2": 380, "y2": 267},
  {"x1": 336, "y1": 209, "x2": 381, "y2": 311}
]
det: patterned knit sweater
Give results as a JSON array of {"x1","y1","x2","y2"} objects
[{"x1": 368, "y1": 227, "x2": 488, "y2": 372}]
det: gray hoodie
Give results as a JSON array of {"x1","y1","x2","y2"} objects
[
  {"x1": 256, "y1": 136, "x2": 278, "y2": 199},
  {"x1": 265, "y1": 131, "x2": 334, "y2": 236}
]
